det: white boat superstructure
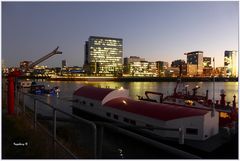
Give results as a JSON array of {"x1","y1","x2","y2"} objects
[{"x1": 72, "y1": 85, "x2": 220, "y2": 141}]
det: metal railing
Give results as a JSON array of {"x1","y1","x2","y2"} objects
[
  {"x1": 16, "y1": 89, "x2": 200, "y2": 159},
  {"x1": 17, "y1": 90, "x2": 98, "y2": 159}
]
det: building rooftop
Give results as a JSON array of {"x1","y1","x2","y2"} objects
[
  {"x1": 89, "y1": 36, "x2": 123, "y2": 41},
  {"x1": 184, "y1": 51, "x2": 204, "y2": 55}
]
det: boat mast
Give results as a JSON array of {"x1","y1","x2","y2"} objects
[{"x1": 212, "y1": 57, "x2": 216, "y2": 117}]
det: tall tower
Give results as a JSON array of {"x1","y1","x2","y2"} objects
[
  {"x1": 224, "y1": 50, "x2": 237, "y2": 77},
  {"x1": 85, "y1": 36, "x2": 123, "y2": 75},
  {"x1": 185, "y1": 51, "x2": 203, "y2": 76}
]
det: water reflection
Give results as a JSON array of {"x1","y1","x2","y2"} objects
[{"x1": 38, "y1": 81, "x2": 238, "y2": 106}]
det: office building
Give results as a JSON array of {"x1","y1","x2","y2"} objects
[
  {"x1": 123, "y1": 56, "x2": 145, "y2": 74},
  {"x1": 171, "y1": 59, "x2": 187, "y2": 76},
  {"x1": 84, "y1": 36, "x2": 123, "y2": 75},
  {"x1": 224, "y1": 50, "x2": 237, "y2": 77},
  {"x1": 156, "y1": 61, "x2": 169, "y2": 77},
  {"x1": 187, "y1": 64, "x2": 198, "y2": 77},
  {"x1": 203, "y1": 57, "x2": 211, "y2": 67},
  {"x1": 129, "y1": 61, "x2": 157, "y2": 76},
  {"x1": 185, "y1": 51, "x2": 203, "y2": 76}
]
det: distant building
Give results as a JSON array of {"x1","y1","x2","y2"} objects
[
  {"x1": 215, "y1": 67, "x2": 227, "y2": 77},
  {"x1": 165, "y1": 67, "x2": 180, "y2": 77},
  {"x1": 124, "y1": 56, "x2": 145, "y2": 74},
  {"x1": 124, "y1": 56, "x2": 145, "y2": 65},
  {"x1": 156, "y1": 61, "x2": 169, "y2": 77},
  {"x1": 62, "y1": 60, "x2": 67, "y2": 68},
  {"x1": 203, "y1": 67, "x2": 213, "y2": 77},
  {"x1": 187, "y1": 64, "x2": 198, "y2": 77},
  {"x1": 171, "y1": 59, "x2": 185, "y2": 67},
  {"x1": 129, "y1": 61, "x2": 147, "y2": 76},
  {"x1": 185, "y1": 51, "x2": 203, "y2": 76},
  {"x1": 171, "y1": 59, "x2": 186, "y2": 76},
  {"x1": 224, "y1": 50, "x2": 237, "y2": 77},
  {"x1": 202, "y1": 57, "x2": 212, "y2": 77},
  {"x1": 203, "y1": 57, "x2": 211, "y2": 67},
  {"x1": 84, "y1": 36, "x2": 123, "y2": 76}
]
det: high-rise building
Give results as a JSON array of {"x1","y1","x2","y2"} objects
[
  {"x1": 185, "y1": 51, "x2": 203, "y2": 76},
  {"x1": 62, "y1": 60, "x2": 67, "y2": 68},
  {"x1": 224, "y1": 50, "x2": 237, "y2": 77},
  {"x1": 84, "y1": 36, "x2": 123, "y2": 75}
]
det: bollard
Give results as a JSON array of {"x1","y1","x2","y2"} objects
[{"x1": 7, "y1": 76, "x2": 15, "y2": 115}]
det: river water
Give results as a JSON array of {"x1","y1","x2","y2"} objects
[{"x1": 36, "y1": 80, "x2": 238, "y2": 105}]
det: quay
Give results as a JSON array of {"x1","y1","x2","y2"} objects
[{"x1": 3, "y1": 75, "x2": 238, "y2": 82}]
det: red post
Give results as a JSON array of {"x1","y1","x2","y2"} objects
[{"x1": 7, "y1": 76, "x2": 15, "y2": 114}]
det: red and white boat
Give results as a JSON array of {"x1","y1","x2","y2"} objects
[
  {"x1": 72, "y1": 85, "x2": 223, "y2": 142},
  {"x1": 137, "y1": 81, "x2": 238, "y2": 128}
]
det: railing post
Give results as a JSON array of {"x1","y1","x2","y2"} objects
[
  {"x1": 53, "y1": 108, "x2": 57, "y2": 157},
  {"x1": 179, "y1": 128, "x2": 184, "y2": 144},
  {"x1": 34, "y1": 99, "x2": 37, "y2": 129},
  {"x1": 53, "y1": 108, "x2": 57, "y2": 142},
  {"x1": 22, "y1": 93, "x2": 25, "y2": 114},
  {"x1": 92, "y1": 125, "x2": 97, "y2": 159},
  {"x1": 96, "y1": 125, "x2": 104, "y2": 159}
]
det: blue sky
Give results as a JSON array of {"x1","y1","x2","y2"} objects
[{"x1": 2, "y1": 1, "x2": 238, "y2": 67}]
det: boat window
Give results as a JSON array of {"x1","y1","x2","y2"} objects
[
  {"x1": 186, "y1": 128, "x2": 198, "y2": 135},
  {"x1": 130, "y1": 120, "x2": 136, "y2": 125},
  {"x1": 90, "y1": 103, "x2": 94, "y2": 107},
  {"x1": 123, "y1": 118, "x2": 129, "y2": 123},
  {"x1": 106, "y1": 112, "x2": 111, "y2": 117},
  {"x1": 146, "y1": 124, "x2": 154, "y2": 131},
  {"x1": 82, "y1": 101, "x2": 86, "y2": 105},
  {"x1": 114, "y1": 114, "x2": 118, "y2": 120}
]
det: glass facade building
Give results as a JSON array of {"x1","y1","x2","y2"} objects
[
  {"x1": 224, "y1": 50, "x2": 237, "y2": 77},
  {"x1": 85, "y1": 36, "x2": 123, "y2": 75},
  {"x1": 185, "y1": 51, "x2": 203, "y2": 76},
  {"x1": 203, "y1": 57, "x2": 211, "y2": 67}
]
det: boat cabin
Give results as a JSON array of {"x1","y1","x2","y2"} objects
[{"x1": 72, "y1": 85, "x2": 219, "y2": 141}]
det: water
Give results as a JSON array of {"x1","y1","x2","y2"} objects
[{"x1": 37, "y1": 80, "x2": 238, "y2": 105}]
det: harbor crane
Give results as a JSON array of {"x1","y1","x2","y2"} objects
[{"x1": 28, "y1": 46, "x2": 62, "y2": 69}]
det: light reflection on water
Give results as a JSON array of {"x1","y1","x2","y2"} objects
[{"x1": 38, "y1": 80, "x2": 238, "y2": 106}]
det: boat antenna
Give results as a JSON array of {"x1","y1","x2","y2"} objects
[{"x1": 211, "y1": 57, "x2": 216, "y2": 117}]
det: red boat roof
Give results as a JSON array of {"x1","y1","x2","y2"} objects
[
  {"x1": 104, "y1": 97, "x2": 209, "y2": 121},
  {"x1": 73, "y1": 86, "x2": 114, "y2": 101}
]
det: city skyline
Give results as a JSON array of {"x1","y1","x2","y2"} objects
[{"x1": 2, "y1": 2, "x2": 238, "y2": 68}]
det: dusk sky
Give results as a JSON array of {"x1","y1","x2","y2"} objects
[{"x1": 2, "y1": 1, "x2": 238, "y2": 68}]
